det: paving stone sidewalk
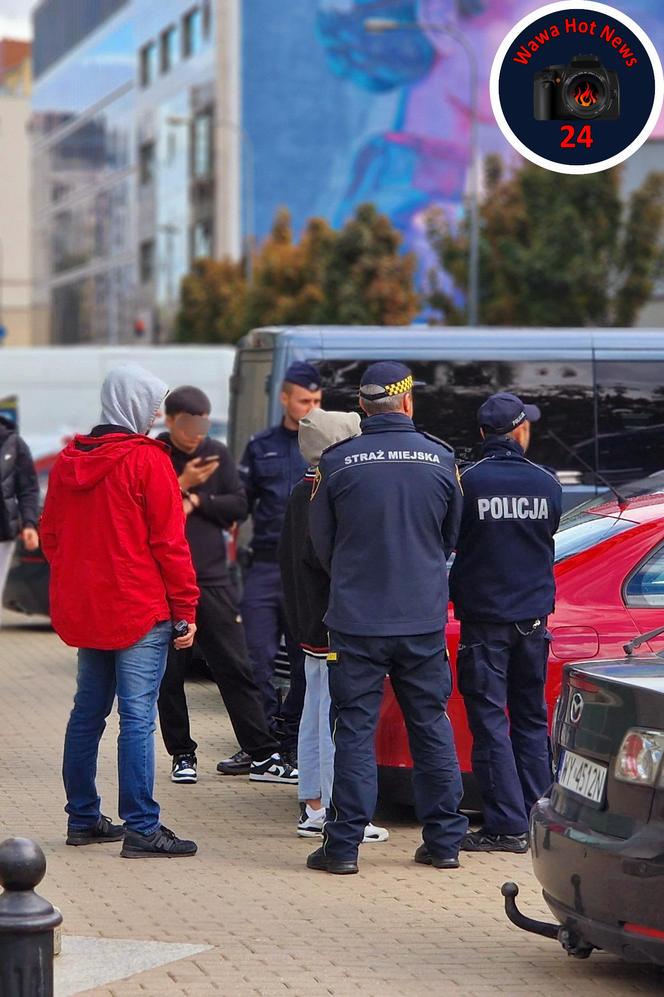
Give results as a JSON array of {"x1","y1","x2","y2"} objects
[{"x1": 1, "y1": 611, "x2": 662, "y2": 997}]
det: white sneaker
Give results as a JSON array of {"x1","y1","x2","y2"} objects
[
  {"x1": 363, "y1": 822, "x2": 389, "y2": 843},
  {"x1": 297, "y1": 805, "x2": 326, "y2": 837},
  {"x1": 171, "y1": 754, "x2": 197, "y2": 784},
  {"x1": 249, "y1": 753, "x2": 298, "y2": 784}
]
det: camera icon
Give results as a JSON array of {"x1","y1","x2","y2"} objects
[{"x1": 534, "y1": 54, "x2": 620, "y2": 121}]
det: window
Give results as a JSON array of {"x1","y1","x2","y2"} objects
[
  {"x1": 594, "y1": 361, "x2": 664, "y2": 485},
  {"x1": 191, "y1": 219, "x2": 212, "y2": 260},
  {"x1": 193, "y1": 112, "x2": 213, "y2": 178},
  {"x1": 139, "y1": 142, "x2": 155, "y2": 185},
  {"x1": 139, "y1": 240, "x2": 155, "y2": 283},
  {"x1": 625, "y1": 545, "x2": 664, "y2": 607},
  {"x1": 160, "y1": 25, "x2": 178, "y2": 74},
  {"x1": 554, "y1": 514, "x2": 635, "y2": 564},
  {"x1": 182, "y1": 8, "x2": 203, "y2": 58},
  {"x1": 202, "y1": 0, "x2": 212, "y2": 40},
  {"x1": 139, "y1": 42, "x2": 157, "y2": 87},
  {"x1": 316, "y1": 359, "x2": 595, "y2": 476}
]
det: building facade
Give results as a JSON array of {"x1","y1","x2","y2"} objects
[
  {"x1": 31, "y1": 0, "x2": 664, "y2": 344},
  {"x1": 0, "y1": 40, "x2": 32, "y2": 346}
]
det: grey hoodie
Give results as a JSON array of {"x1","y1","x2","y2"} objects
[
  {"x1": 100, "y1": 364, "x2": 168, "y2": 435},
  {"x1": 298, "y1": 408, "x2": 362, "y2": 466}
]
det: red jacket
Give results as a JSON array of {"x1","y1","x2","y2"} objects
[{"x1": 41, "y1": 432, "x2": 199, "y2": 650}]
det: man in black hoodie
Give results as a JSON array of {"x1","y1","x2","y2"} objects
[
  {"x1": 157, "y1": 386, "x2": 297, "y2": 786},
  {"x1": 0, "y1": 415, "x2": 40, "y2": 626}
]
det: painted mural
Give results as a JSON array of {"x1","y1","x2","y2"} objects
[{"x1": 242, "y1": 0, "x2": 664, "y2": 277}]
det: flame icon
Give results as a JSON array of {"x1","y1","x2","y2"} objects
[{"x1": 574, "y1": 81, "x2": 598, "y2": 108}]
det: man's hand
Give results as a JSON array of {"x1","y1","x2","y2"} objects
[
  {"x1": 21, "y1": 527, "x2": 39, "y2": 552},
  {"x1": 173, "y1": 622, "x2": 197, "y2": 650},
  {"x1": 179, "y1": 457, "x2": 220, "y2": 491}
]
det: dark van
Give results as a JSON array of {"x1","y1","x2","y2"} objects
[{"x1": 228, "y1": 326, "x2": 664, "y2": 504}]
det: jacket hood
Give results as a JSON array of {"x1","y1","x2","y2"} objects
[
  {"x1": 56, "y1": 433, "x2": 169, "y2": 491},
  {"x1": 298, "y1": 408, "x2": 362, "y2": 466},
  {"x1": 100, "y1": 364, "x2": 168, "y2": 435}
]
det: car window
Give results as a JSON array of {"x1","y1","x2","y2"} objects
[
  {"x1": 554, "y1": 515, "x2": 636, "y2": 563},
  {"x1": 625, "y1": 545, "x2": 664, "y2": 607}
]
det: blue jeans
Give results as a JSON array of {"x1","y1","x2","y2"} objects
[
  {"x1": 297, "y1": 655, "x2": 334, "y2": 807},
  {"x1": 63, "y1": 621, "x2": 171, "y2": 835}
]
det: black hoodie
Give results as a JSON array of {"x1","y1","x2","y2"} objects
[{"x1": 278, "y1": 468, "x2": 330, "y2": 657}]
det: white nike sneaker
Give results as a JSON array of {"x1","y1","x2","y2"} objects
[
  {"x1": 363, "y1": 822, "x2": 389, "y2": 843},
  {"x1": 249, "y1": 753, "x2": 298, "y2": 784}
]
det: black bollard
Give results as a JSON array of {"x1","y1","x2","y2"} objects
[{"x1": 0, "y1": 837, "x2": 63, "y2": 997}]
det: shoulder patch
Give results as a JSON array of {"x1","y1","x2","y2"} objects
[
  {"x1": 419, "y1": 431, "x2": 455, "y2": 455},
  {"x1": 310, "y1": 466, "x2": 322, "y2": 500}
]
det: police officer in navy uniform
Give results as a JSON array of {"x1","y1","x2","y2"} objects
[
  {"x1": 219, "y1": 362, "x2": 323, "y2": 774},
  {"x1": 307, "y1": 361, "x2": 468, "y2": 875},
  {"x1": 449, "y1": 392, "x2": 562, "y2": 853}
]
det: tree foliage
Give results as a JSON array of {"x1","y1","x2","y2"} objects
[
  {"x1": 427, "y1": 155, "x2": 664, "y2": 327},
  {"x1": 176, "y1": 204, "x2": 419, "y2": 343}
]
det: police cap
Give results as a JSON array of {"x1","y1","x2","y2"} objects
[
  {"x1": 478, "y1": 391, "x2": 541, "y2": 435},
  {"x1": 359, "y1": 361, "x2": 425, "y2": 401},
  {"x1": 284, "y1": 362, "x2": 322, "y2": 392}
]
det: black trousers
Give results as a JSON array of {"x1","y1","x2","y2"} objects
[{"x1": 158, "y1": 583, "x2": 279, "y2": 760}]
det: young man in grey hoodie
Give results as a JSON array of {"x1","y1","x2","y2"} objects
[{"x1": 42, "y1": 365, "x2": 200, "y2": 858}]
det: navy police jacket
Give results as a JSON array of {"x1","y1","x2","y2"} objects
[
  {"x1": 239, "y1": 423, "x2": 307, "y2": 551},
  {"x1": 449, "y1": 437, "x2": 562, "y2": 623},
  {"x1": 309, "y1": 412, "x2": 462, "y2": 637}
]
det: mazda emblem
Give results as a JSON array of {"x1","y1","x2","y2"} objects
[{"x1": 570, "y1": 692, "x2": 584, "y2": 725}]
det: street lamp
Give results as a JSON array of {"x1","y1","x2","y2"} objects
[
  {"x1": 364, "y1": 17, "x2": 480, "y2": 326},
  {"x1": 167, "y1": 114, "x2": 255, "y2": 281}
]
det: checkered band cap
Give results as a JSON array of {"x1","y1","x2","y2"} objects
[{"x1": 359, "y1": 361, "x2": 424, "y2": 401}]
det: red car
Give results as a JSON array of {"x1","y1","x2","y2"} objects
[{"x1": 376, "y1": 485, "x2": 664, "y2": 807}]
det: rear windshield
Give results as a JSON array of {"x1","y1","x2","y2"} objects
[{"x1": 554, "y1": 499, "x2": 637, "y2": 563}]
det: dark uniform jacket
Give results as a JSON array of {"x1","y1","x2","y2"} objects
[
  {"x1": 157, "y1": 432, "x2": 247, "y2": 585},
  {"x1": 278, "y1": 468, "x2": 329, "y2": 657},
  {"x1": 309, "y1": 412, "x2": 462, "y2": 637},
  {"x1": 239, "y1": 423, "x2": 307, "y2": 554},
  {"x1": 0, "y1": 418, "x2": 40, "y2": 542},
  {"x1": 449, "y1": 437, "x2": 563, "y2": 623}
]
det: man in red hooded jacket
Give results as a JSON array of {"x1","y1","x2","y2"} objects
[{"x1": 41, "y1": 364, "x2": 201, "y2": 858}]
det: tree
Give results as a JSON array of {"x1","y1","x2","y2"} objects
[
  {"x1": 319, "y1": 203, "x2": 419, "y2": 325},
  {"x1": 175, "y1": 204, "x2": 419, "y2": 343},
  {"x1": 176, "y1": 257, "x2": 247, "y2": 344},
  {"x1": 427, "y1": 156, "x2": 664, "y2": 327}
]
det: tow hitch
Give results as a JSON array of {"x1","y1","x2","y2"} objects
[{"x1": 501, "y1": 882, "x2": 594, "y2": 959}]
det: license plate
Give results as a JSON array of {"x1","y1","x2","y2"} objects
[{"x1": 557, "y1": 749, "x2": 607, "y2": 805}]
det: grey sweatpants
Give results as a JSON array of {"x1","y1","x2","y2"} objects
[{"x1": 0, "y1": 540, "x2": 15, "y2": 628}]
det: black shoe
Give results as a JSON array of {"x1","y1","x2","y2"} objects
[
  {"x1": 66, "y1": 815, "x2": 124, "y2": 846},
  {"x1": 216, "y1": 749, "x2": 251, "y2": 775},
  {"x1": 171, "y1": 753, "x2": 197, "y2": 784},
  {"x1": 120, "y1": 824, "x2": 198, "y2": 858},
  {"x1": 414, "y1": 844, "x2": 460, "y2": 869},
  {"x1": 280, "y1": 747, "x2": 298, "y2": 769},
  {"x1": 306, "y1": 846, "x2": 358, "y2": 875},
  {"x1": 461, "y1": 830, "x2": 529, "y2": 853},
  {"x1": 249, "y1": 753, "x2": 298, "y2": 784}
]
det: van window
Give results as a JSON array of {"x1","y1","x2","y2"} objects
[
  {"x1": 228, "y1": 348, "x2": 273, "y2": 457},
  {"x1": 590, "y1": 361, "x2": 664, "y2": 484},
  {"x1": 317, "y1": 359, "x2": 594, "y2": 476}
]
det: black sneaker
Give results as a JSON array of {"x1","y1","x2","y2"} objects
[
  {"x1": 66, "y1": 815, "x2": 124, "y2": 846},
  {"x1": 249, "y1": 753, "x2": 298, "y2": 784},
  {"x1": 120, "y1": 824, "x2": 197, "y2": 858},
  {"x1": 171, "y1": 753, "x2": 197, "y2": 784},
  {"x1": 461, "y1": 830, "x2": 529, "y2": 853},
  {"x1": 306, "y1": 846, "x2": 358, "y2": 875},
  {"x1": 216, "y1": 749, "x2": 251, "y2": 775},
  {"x1": 414, "y1": 843, "x2": 460, "y2": 869},
  {"x1": 280, "y1": 747, "x2": 298, "y2": 769}
]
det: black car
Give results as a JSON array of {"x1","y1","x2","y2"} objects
[{"x1": 503, "y1": 636, "x2": 664, "y2": 966}]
